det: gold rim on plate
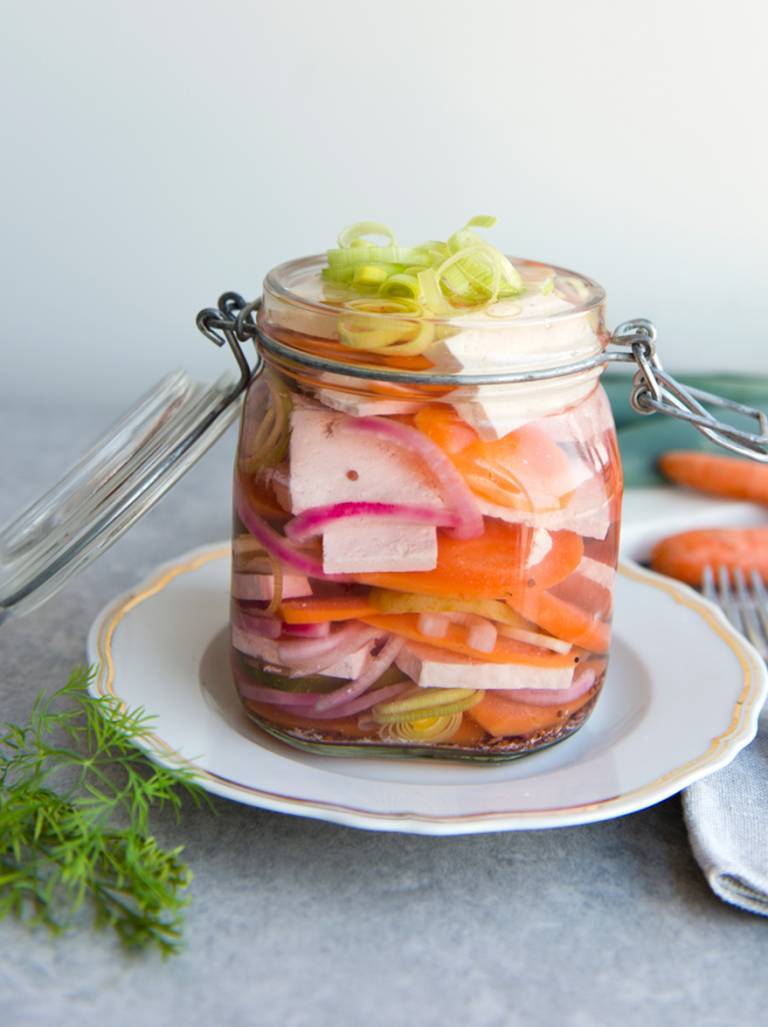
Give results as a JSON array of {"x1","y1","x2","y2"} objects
[{"x1": 89, "y1": 546, "x2": 764, "y2": 827}]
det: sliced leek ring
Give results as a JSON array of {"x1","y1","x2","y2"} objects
[
  {"x1": 380, "y1": 712, "x2": 463, "y2": 743},
  {"x1": 372, "y1": 688, "x2": 482, "y2": 725}
]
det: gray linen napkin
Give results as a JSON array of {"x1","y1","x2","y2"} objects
[{"x1": 683, "y1": 714, "x2": 768, "y2": 916}]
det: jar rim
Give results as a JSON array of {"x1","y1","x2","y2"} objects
[{"x1": 263, "y1": 254, "x2": 606, "y2": 328}]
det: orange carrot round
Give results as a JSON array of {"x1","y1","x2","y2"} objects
[
  {"x1": 650, "y1": 528, "x2": 768, "y2": 586},
  {"x1": 467, "y1": 687, "x2": 596, "y2": 738},
  {"x1": 450, "y1": 716, "x2": 487, "y2": 746},
  {"x1": 361, "y1": 615, "x2": 578, "y2": 666},
  {"x1": 356, "y1": 520, "x2": 582, "y2": 599},
  {"x1": 506, "y1": 589, "x2": 612, "y2": 653},
  {"x1": 415, "y1": 404, "x2": 578, "y2": 511},
  {"x1": 280, "y1": 596, "x2": 377, "y2": 624},
  {"x1": 659, "y1": 450, "x2": 768, "y2": 504}
]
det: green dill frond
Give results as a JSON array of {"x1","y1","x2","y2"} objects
[{"x1": 0, "y1": 666, "x2": 207, "y2": 955}]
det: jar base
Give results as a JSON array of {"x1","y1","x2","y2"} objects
[{"x1": 241, "y1": 692, "x2": 599, "y2": 763}]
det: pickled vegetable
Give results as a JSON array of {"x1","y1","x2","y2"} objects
[{"x1": 230, "y1": 221, "x2": 618, "y2": 759}]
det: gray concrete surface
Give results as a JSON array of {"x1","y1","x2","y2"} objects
[{"x1": 0, "y1": 395, "x2": 764, "y2": 1027}]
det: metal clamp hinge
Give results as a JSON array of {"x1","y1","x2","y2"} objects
[
  {"x1": 611, "y1": 319, "x2": 768, "y2": 462},
  {"x1": 196, "y1": 292, "x2": 263, "y2": 390}
]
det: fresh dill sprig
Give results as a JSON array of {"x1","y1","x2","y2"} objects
[{"x1": 0, "y1": 666, "x2": 206, "y2": 955}]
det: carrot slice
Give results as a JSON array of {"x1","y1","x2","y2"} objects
[
  {"x1": 659, "y1": 450, "x2": 768, "y2": 504},
  {"x1": 356, "y1": 520, "x2": 583, "y2": 599},
  {"x1": 361, "y1": 614, "x2": 576, "y2": 666},
  {"x1": 280, "y1": 596, "x2": 377, "y2": 623},
  {"x1": 415, "y1": 404, "x2": 578, "y2": 511},
  {"x1": 467, "y1": 687, "x2": 595, "y2": 738},
  {"x1": 650, "y1": 528, "x2": 768, "y2": 586},
  {"x1": 549, "y1": 573, "x2": 613, "y2": 619},
  {"x1": 506, "y1": 589, "x2": 611, "y2": 653},
  {"x1": 450, "y1": 716, "x2": 487, "y2": 746},
  {"x1": 526, "y1": 530, "x2": 584, "y2": 592}
]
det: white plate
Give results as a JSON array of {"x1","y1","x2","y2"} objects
[{"x1": 86, "y1": 543, "x2": 767, "y2": 835}]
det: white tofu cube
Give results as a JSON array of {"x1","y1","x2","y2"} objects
[
  {"x1": 321, "y1": 520, "x2": 437, "y2": 574},
  {"x1": 231, "y1": 573, "x2": 312, "y2": 601},
  {"x1": 288, "y1": 408, "x2": 443, "y2": 513},
  {"x1": 396, "y1": 646, "x2": 575, "y2": 691}
]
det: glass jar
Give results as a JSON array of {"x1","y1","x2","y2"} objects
[{"x1": 229, "y1": 256, "x2": 622, "y2": 760}]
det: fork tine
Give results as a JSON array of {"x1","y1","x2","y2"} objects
[
  {"x1": 717, "y1": 565, "x2": 742, "y2": 630},
  {"x1": 733, "y1": 568, "x2": 768, "y2": 659},
  {"x1": 702, "y1": 564, "x2": 717, "y2": 603},
  {"x1": 749, "y1": 570, "x2": 768, "y2": 643}
]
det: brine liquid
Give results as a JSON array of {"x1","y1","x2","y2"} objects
[{"x1": 229, "y1": 371, "x2": 621, "y2": 761}]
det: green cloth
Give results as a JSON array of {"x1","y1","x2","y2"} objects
[{"x1": 603, "y1": 372, "x2": 768, "y2": 488}]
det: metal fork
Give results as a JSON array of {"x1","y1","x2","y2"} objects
[{"x1": 702, "y1": 566, "x2": 768, "y2": 659}]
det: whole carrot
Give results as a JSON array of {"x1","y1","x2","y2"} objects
[
  {"x1": 651, "y1": 528, "x2": 768, "y2": 585},
  {"x1": 658, "y1": 450, "x2": 768, "y2": 504}
]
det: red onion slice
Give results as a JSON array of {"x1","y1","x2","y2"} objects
[
  {"x1": 236, "y1": 684, "x2": 325, "y2": 706},
  {"x1": 314, "y1": 636, "x2": 403, "y2": 712},
  {"x1": 285, "y1": 502, "x2": 456, "y2": 542},
  {"x1": 281, "y1": 621, "x2": 331, "y2": 638},
  {"x1": 303, "y1": 681, "x2": 410, "y2": 719},
  {"x1": 235, "y1": 484, "x2": 351, "y2": 582},
  {"x1": 344, "y1": 416, "x2": 484, "y2": 540},
  {"x1": 231, "y1": 604, "x2": 282, "y2": 640},
  {"x1": 275, "y1": 623, "x2": 379, "y2": 669},
  {"x1": 489, "y1": 668, "x2": 598, "y2": 707}
]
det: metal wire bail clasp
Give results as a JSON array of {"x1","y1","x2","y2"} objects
[
  {"x1": 196, "y1": 292, "x2": 264, "y2": 390},
  {"x1": 612, "y1": 319, "x2": 768, "y2": 462}
]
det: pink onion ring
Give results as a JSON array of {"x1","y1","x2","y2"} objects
[
  {"x1": 231, "y1": 604, "x2": 282, "y2": 640},
  {"x1": 275, "y1": 623, "x2": 379, "y2": 669},
  {"x1": 235, "y1": 673, "x2": 408, "y2": 714},
  {"x1": 285, "y1": 502, "x2": 456, "y2": 542},
  {"x1": 490, "y1": 668, "x2": 598, "y2": 707},
  {"x1": 281, "y1": 621, "x2": 331, "y2": 638},
  {"x1": 231, "y1": 571, "x2": 311, "y2": 602},
  {"x1": 315, "y1": 636, "x2": 403, "y2": 712},
  {"x1": 301, "y1": 681, "x2": 410, "y2": 719},
  {"x1": 235, "y1": 482, "x2": 351, "y2": 581},
  {"x1": 343, "y1": 416, "x2": 483, "y2": 540},
  {"x1": 235, "y1": 683, "x2": 324, "y2": 706}
]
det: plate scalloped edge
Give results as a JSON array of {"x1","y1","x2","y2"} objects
[{"x1": 85, "y1": 544, "x2": 768, "y2": 835}]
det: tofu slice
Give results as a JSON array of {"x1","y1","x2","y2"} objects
[
  {"x1": 231, "y1": 573, "x2": 312, "y2": 601},
  {"x1": 539, "y1": 384, "x2": 616, "y2": 445},
  {"x1": 321, "y1": 521, "x2": 437, "y2": 574},
  {"x1": 316, "y1": 647, "x2": 373, "y2": 679},
  {"x1": 288, "y1": 407, "x2": 443, "y2": 512},
  {"x1": 288, "y1": 407, "x2": 443, "y2": 573},
  {"x1": 452, "y1": 375, "x2": 599, "y2": 440},
  {"x1": 314, "y1": 389, "x2": 421, "y2": 418},
  {"x1": 478, "y1": 476, "x2": 613, "y2": 540},
  {"x1": 427, "y1": 294, "x2": 604, "y2": 437},
  {"x1": 578, "y1": 555, "x2": 616, "y2": 589},
  {"x1": 396, "y1": 646, "x2": 575, "y2": 691},
  {"x1": 428, "y1": 294, "x2": 592, "y2": 375}
]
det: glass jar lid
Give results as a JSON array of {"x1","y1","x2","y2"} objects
[
  {"x1": 259, "y1": 255, "x2": 608, "y2": 383},
  {"x1": 0, "y1": 365, "x2": 248, "y2": 621}
]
